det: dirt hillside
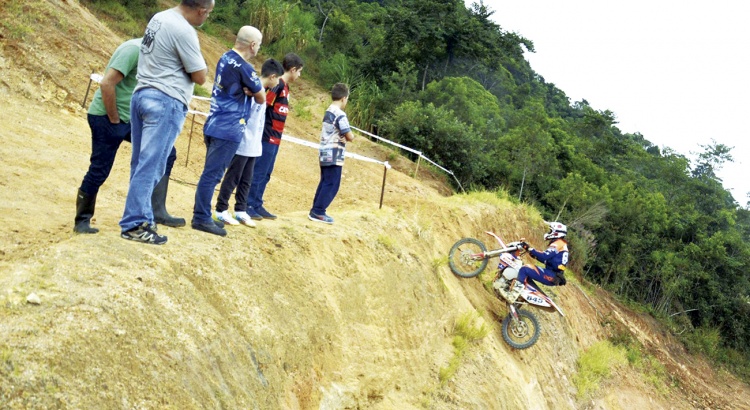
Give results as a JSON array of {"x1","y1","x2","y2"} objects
[{"x1": 1, "y1": 1, "x2": 750, "y2": 409}]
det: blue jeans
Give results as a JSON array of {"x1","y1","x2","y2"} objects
[
  {"x1": 247, "y1": 140, "x2": 280, "y2": 209},
  {"x1": 192, "y1": 136, "x2": 240, "y2": 225},
  {"x1": 81, "y1": 115, "x2": 178, "y2": 196},
  {"x1": 120, "y1": 88, "x2": 187, "y2": 232},
  {"x1": 311, "y1": 165, "x2": 342, "y2": 215}
]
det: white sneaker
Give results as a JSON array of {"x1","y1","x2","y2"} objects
[
  {"x1": 215, "y1": 210, "x2": 240, "y2": 226},
  {"x1": 234, "y1": 211, "x2": 257, "y2": 227}
]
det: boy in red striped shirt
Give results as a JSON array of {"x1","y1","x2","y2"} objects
[{"x1": 246, "y1": 53, "x2": 305, "y2": 220}]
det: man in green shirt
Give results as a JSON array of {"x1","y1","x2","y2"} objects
[{"x1": 75, "y1": 38, "x2": 184, "y2": 233}]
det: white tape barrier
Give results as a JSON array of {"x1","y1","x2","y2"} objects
[
  {"x1": 281, "y1": 135, "x2": 391, "y2": 169},
  {"x1": 88, "y1": 73, "x2": 391, "y2": 169},
  {"x1": 351, "y1": 126, "x2": 422, "y2": 156},
  {"x1": 351, "y1": 126, "x2": 455, "y2": 177},
  {"x1": 351, "y1": 125, "x2": 463, "y2": 192}
]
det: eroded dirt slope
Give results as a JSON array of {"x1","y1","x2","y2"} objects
[{"x1": 1, "y1": 1, "x2": 749, "y2": 409}]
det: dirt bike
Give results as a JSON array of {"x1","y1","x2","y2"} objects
[{"x1": 448, "y1": 232, "x2": 565, "y2": 349}]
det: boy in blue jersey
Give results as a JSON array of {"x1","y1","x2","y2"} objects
[
  {"x1": 192, "y1": 26, "x2": 265, "y2": 236},
  {"x1": 213, "y1": 58, "x2": 283, "y2": 227},
  {"x1": 497, "y1": 222, "x2": 570, "y2": 302},
  {"x1": 308, "y1": 83, "x2": 354, "y2": 224}
]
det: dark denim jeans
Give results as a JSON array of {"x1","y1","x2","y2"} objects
[
  {"x1": 217, "y1": 155, "x2": 256, "y2": 213},
  {"x1": 80, "y1": 114, "x2": 131, "y2": 196},
  {"x1": 247, "y1": 140, "x2": 280, "y2": 209},
  {"x1": 311, "y1": 165, "x2": 342, "y2": 215},
  {"x1": 120, "y1": 88, "x2": 187, "y2": 232},
  {"x1": 192, "y1": 136, "x2": 241, "y2": 225},
  {"x1": 81, "y1": 114, "x2": 177, "y2": 196}
]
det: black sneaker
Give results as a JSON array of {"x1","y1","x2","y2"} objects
[
  {"x1": 192, "y1": 221, "x2": 227, "y2": 237},
  {"x1": 256, "y1": 206, "x2": 277, "y2": 220},
  {"x1": 121, "y1": 222, "x2": 167, "y2": 245},
  {"x1": 246, "y1": 207, "x2": 264, "y2": 221}
]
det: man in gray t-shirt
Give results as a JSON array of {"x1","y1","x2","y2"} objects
[{"x1": 119, "y1": 0, "x2": 214, "y2": 245}]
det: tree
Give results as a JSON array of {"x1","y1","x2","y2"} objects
[{"x1": 691, "y1": 140, "x2": 734, "y2": 181}]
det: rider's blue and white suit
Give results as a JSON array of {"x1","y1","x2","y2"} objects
[{"x1": 517, "y1": 239, "x2": 569, "y2": 286}]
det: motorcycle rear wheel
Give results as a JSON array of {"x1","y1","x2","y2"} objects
[
  {"x1": 501, "y1": 310, "x2": 540, "y2": 349},
  {"x1": 448, "y1": 237, "x2": 488, "y2": 278}
]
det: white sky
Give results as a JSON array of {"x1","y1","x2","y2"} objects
[{"x1": 475, "y1": 0, "x2": 750, "y2": 204}]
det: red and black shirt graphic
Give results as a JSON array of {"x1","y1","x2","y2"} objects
[{"x1": 262, "y1": 78, "x2": 289, "y2": 145}]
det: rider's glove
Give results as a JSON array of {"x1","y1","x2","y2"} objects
[{"x1": 520, "y1": 241, "x2": 530, "y2": 251}]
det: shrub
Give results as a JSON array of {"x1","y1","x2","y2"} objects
[
  {"x1": 573, "y1": 341, "x2": 627, "y2": 399},
  {"x1": 379, "y1": 100, "x2": 488, "y2": 189},
  {"x1": 682, "y1": 326, "x2": 721, "y2": 357},
  {"x1": 80, "y1": 0, "x2": 159, "y2": 37},
  {"x1": 438, "y1": 311, "x2": 489, "y2": 384}
]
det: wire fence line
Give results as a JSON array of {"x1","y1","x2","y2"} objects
[
  {"x1": 82, "y1": 75, "x2": 397, "y2": 207},
  {"x1": 191, "y1": 94, "x2": 461, "y2": 192},
  {"x1": 82, "y1": 73, "x2": 461, "y2": 209},
  {"x1": 350, "y1": 126, "x2": 465, "y2": 193}
]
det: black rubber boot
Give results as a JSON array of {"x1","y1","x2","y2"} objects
[
  {"x1": 74, "y1": 188, "x2": 99, "y2": 234},
  {"x1": 152, "y1": 174, "x2": 186, "y2": 227}
]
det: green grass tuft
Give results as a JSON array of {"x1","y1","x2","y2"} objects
[
  {"x1": 193, "y1": 84, "x2": 211, "y2": 98},
  {"x1": 438, "y1": 311, "x2": 489, "y2": 384},
  {"x1": 573, "y1": 340, "x2": 628, "y2": 399}
]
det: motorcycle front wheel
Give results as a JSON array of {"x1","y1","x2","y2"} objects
[
  {"x1": 448, "y1": 237, "x2": 488, "y2": 278},
  {"x1": 501, "y1": 310, "x2": 540, "y2": 349}
]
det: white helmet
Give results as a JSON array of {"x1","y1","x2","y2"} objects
[{"x1": 544, "y1": 222, "x2": 567, "y2": 240}]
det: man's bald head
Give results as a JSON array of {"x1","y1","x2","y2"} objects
[
  {"x1": 236, "y1": 26, "x2": 262, "y2": 47},
  {"x1": 234, "y1": 26, "x2": 262, "y2": 59}
]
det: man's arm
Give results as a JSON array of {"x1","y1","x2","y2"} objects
[
  {"x1": 190, "y1": 68, "x2": 208, "y2": 85},
  {"x1": 100, "y1": 67, "x2": 125, "y2": 123},
  {"x1": 252, "y1": 89, "x2": 265, "y2": 104},
  {"x1": 241, "y1": 87, "x2": 266, "y2": 104},
  {"x1": 342, "y1": 130, "x2": 354, "y2": 142}
]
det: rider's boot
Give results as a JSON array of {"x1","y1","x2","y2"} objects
[
  {"x1": 503, "y1": 279, "x2": 525, "y2": 302},
  {"x1": 493, "y1": 277, "x2": 509, "y2": 297}
]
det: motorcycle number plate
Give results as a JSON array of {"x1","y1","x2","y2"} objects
[{"x1": 524, "y1": 294, "x2": 547, "y2": 305}]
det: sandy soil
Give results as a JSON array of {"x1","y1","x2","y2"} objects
[{"x1": 1, "y1": 1, "x2": 749, "y2": 409}]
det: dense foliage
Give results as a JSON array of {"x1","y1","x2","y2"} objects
[
  {"x1": 86, "y1": 0, "x2": 750, "y2": 376},
  {"x1": 80, "y1": 0, "x2": 161, "y2": 37}
]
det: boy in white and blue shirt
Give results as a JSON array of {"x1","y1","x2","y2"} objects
[{"x1": 309, "y1": 83, "x2": 354, "y2": 224}]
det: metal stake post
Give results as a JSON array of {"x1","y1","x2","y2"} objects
[
  {"x1": 414, "y1": 155, "x2": 422, "y2": 180},
  {"x1": 81, "y1": 70, "x2": 95, "y2": 108},
  {"x1": 185, "y1": 112, "x2": 196, "y2": 167},
  {"x1": 379, "y1": 162, "x2": 391, "y2": 209}
]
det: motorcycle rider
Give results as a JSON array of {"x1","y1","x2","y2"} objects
[{"x1": 495, "y1": 222, "x2": 569, "y2": 302}]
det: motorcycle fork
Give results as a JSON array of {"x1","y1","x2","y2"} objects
[{"x1": 508, "y1": 303, "x2": 520, "y2": 321}]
